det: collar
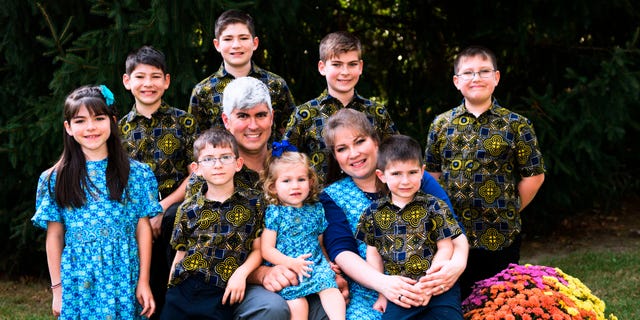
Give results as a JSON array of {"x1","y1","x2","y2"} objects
[
  {"x1": 451, "y1": 98, "x2": 502, "y2": 119},
  {"x1": 124, "y1": 101, "x2": 171, "y2": 122},
  {"x1": 318, "y1": 89, "x2": 367, "y2": 107},
  {"x1": 215, "y1": 61, "x2": 262, "y2": 78}
]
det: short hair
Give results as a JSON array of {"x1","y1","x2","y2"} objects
[
  {"x1": 377, "y1": 134, "x2": 423, "y2": 171},
  {"x1": 261, "y1": 151, "x2": 320, "y2": 205},
  {"x1": 192, "y1": 128, "x2": 239, "y2": 160},
  {"x1": 323, "y1": 108, "x2": 378, "y2": 152},
  {"x1": 125, "y1": 45, "x2": 167, "y2": 75},
  {"x1": 222, "y1": 77, "x2": 272, "y2": 116},
  {"x1": 319, "y1": 31, "x2": 362, "y2": 61},
  {"x1": 453, "y1": 45, "x2": 498, "y2": 75},
  {"x1": 215, "y1": 9, "x2": 255, "y2": 38}
]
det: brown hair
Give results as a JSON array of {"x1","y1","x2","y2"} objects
[
  {"x1": 319, "y1": 31, "x2": 362, "y2": 61},
  {"x1": 215, "y1": 9, "x2": 255, "y2": 38},
  {"x1": 453, "y1": 45, "x2": 498, "y2": 75},
  {"x1": 192, "y1": 128, "x2": 239, "y2": 161}
]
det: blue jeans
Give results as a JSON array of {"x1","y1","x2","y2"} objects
[
  {"x1": 382, "y1": 283, "x2": 463, "y2": 320},
  {"x1": 161, "y1": 275, "x2": 235, "y2": 320}
]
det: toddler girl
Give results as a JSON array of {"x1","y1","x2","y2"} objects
[{"x1": 261, "y1": 141, "x2": 346, "y2": 320}]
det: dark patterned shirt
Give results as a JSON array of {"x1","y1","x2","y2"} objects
[
  {"x1": 169, "y1": 185, "x2": 263, "y2": 288},
  {"x1": 355, "y1": 190, "x2": 462, "y2": 280},
  {"x1": 188, "y1": 62, "x2": 296, "y2": 140},
  {"x1": 118, "y1": 102, "x2": 199, "y2": 199},
  {"x1": 424, "y1": 101, "x2": 546, "y2": 251},
  {"x1": 283, "y1": 90, "x2": 398, "y2": 181}
]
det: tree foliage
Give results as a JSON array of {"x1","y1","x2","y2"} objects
[{"x1": 1, "y1": 0, "x2": 638, "y2": 275}]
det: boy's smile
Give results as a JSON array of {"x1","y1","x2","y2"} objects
[
  {"x1": 318, "y1": 50, "x2": 363, "y2": 105},
  {"x1": 453, "y1": 55, "x2": 500, "y2": 112},
  {"x1": 214, "y1": 23, "x2": 258, "y2": 72}
]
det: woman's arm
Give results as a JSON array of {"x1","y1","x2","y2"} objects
[
  {"x1": 46, "y1": 222, "x2": 64, "y2": 317},
  {"x1": 136, "y1": 217, "x2": 155, "y2": 318},
  {"x1": 319, "y1": 192, "x2": 359, "y2": 261}
]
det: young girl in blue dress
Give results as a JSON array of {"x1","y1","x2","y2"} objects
[
  {"x1": 260, "y1": 141, "x2": 346, "y2": 320},
  {"x1": 32, "y1": 85, "x2": 162, "y2": 319}
]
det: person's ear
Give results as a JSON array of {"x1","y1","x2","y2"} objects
[
  {"x1": 63, "y1": 121, "x2": 73, "y2": 136},
  {"x1": 122, "y1": 73, "x2": 131, "y2": 90},
  {"x1": 318, "y1": 60, "x2": 326, "y2": 76},
  {"x1": 221, "y1": 113, "x2": 230, "y2": 130},
  {"x1": 252, "y1": 37, "x2": 259, "y2": 51},
  {"x1": 164, "y1": 73, "x2": 171, "y2": 89},
  {"x1": 235, "y1": 156, "x2": 244, "y2": 172},
  {"x1": 375, "y1": 169, "x2": 386, "y2": 183},
  {"x1": 213, "y1": 38, "x2": 220, "y2": 52}
]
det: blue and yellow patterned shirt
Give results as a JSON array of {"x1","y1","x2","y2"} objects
[
  {"x1": 118, "y1": 102, "x2": 199, "y2": 200},
  {"x1": 355, "y1": 190, "x2": 462, "y2": 280},
  {"x1": 169, "y1": 185, "x2": 263, "y2": 288},
  {"x1": 283, "y1": 90, "x2": 398, "y2": 182},
  {"x1": 188, "y1": 62, "x2": 296, "y2": 140},
  {"x1": 424, "y1": 101, "x2": 545, "y2": 251}
]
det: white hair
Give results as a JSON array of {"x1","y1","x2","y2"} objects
[{"x1": 222, "y1": 77, "x2": 272, "y2": 116}]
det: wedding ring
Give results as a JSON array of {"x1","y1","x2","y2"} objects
[
  {"x1": 440, "y1": 285, "x2": 446, "y2": 291},
  {"x1": 398, "y1": 294, "x2": 403, "y2": 301}
]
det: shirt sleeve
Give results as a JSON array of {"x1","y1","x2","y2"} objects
[
  {"x1": 319, "y1": 192, "x2": 359, "y2": 261},
  {"x1": 31, "y1": 170, "x2": 62, "y2": 230},
  {"x1": 421, "y1": 171, "x2": 466, "y2": 234}
]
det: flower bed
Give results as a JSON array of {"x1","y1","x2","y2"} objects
[{"x1": 462, "y1": 264, "x2": 617, "y2": 320}]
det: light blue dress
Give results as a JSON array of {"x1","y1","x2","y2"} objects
[
  {"x1": 264, "y1": 203, "x2": 337, "y2": 300},
  {"x1": 32, "y1": 159, "x2": 161, "y2": 320}
]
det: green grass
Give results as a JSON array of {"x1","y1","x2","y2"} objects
[
  {"x1": 0, "y1": 277, "x2": 52, "y2": 319},
  {"x1": 521, "y1": 248, "x2": 638, "y2": 319},
  {"x1": 2, "y1": 248, "x2": 637, "y2": 319}
]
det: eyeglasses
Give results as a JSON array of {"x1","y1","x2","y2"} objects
[
  {"x1": 197, "y1": 155, "x2": 236, "y2": 167},
  {"x1": 455, "y1": 69, "x2": 496, "y2": 81}
]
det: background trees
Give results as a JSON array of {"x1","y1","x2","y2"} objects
[{"x1": 1, "y1": 0, "x2": 638, "y2": 276}]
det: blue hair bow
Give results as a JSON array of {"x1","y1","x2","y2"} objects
[
  {"x1": 99, "y1": 85, "x2": 115, "y2": 107},
  {"x1": 272, "y1": 140, "x2": 297, "y2": 157}
]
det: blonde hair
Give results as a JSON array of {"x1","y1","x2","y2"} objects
[
  {"x1": 319, "y1": 31, "x2": 362, "y2": 61},
  {"x1": 261, "y1": 151, "x2": 320, "y2": 205}
]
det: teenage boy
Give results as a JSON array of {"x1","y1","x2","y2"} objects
[
  {"x1": 356, "y1": 135, "x2": 463, "y2": 319},
  {"x1": 118, "y1": 45, "x2": 199, "y2": 318},
  {"x1": 188, "y1": 9, "x2": 295, "y2": 141},
  {"x1": 424, "y1": 45, "x2": 546, "y2": 300},
  {"x1": 161, "y1": 128, "x2": 263, "y2": 319},
  {"x1": 283, "y1": 31, "x2": 398, "y2": 182}
]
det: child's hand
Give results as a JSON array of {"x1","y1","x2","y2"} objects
[
  {"x1": 136, "y1": 281, "x2": 156, "y2": 317},
  {"x1": 51, "y1": 286, "x2": 62, "y2": 317},
  {"x1": 373, "y1": 294, "x2": 387, "y2": 313},
  {"x1": 287, "y1": 253, "x2": 313, "y2": 282},
  {"x1": 223, "y1": 269, "x2": 248, "y2": 305}
]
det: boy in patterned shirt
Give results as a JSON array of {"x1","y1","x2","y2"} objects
[
  {"x1": 356, "y1": 134, "x2": 463, "y2": 320},
  {"x1": 284, "y1": 31, "x2": 398, "y2": 183},
  {"x1": 162, "y1": 128, "x2": 263, "y2": 319},
  {"x1": 188, "y1": 9, "x2": 295, "y2": 140},
  {"x1": 424, "y1": 45, "x2": 546, "y2": 300},
  {"x1": 118, "y1": 45, "x2": 199, "y2": 318}
]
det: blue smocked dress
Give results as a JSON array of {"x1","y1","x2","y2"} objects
[
  {"x1": 323, "y1": 177, "x2": 382, "y2": 320},
  {"x1": 264, "y1": 202, "x2": 337, "y2": 300},
  {"x1": 32, "y1": 159, "x2": 162, "y2": 320}
]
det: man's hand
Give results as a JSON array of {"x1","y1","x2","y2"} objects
[{"x1": 262, "y1": 264, "x2": 299, "y2": 292}]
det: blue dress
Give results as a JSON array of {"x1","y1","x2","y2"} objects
[
  {"x1": 264, "y1": 203, "x2": 337, "y2": 300},
  {"x1": 32, "y1": 159, "x2": 162, "y2": 320}
]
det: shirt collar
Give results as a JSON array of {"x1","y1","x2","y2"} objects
[{"x1": 124, "y1": 101, "x2": 170, "y2": 122}]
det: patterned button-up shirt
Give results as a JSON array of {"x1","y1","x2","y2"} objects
[
  {"x1": 188, "y1": 62, "x2": 296, "y2": 140},
  {"x1": 355, "y1": 190, "x2": 462, "y2": 280},
  {"x1": 119, "y1": 102, "x2": 199, "y2": 199},
  {"x1": 283, "y1": 90, "x2": 398, "y2": 182},
  {"x1": 169, "y1": 185, "x2": 263, "y2": 288},
  {"x1": 424, "y1": 101, "x2": 546, "y2": 251}
]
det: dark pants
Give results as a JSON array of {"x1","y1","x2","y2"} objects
[
  {"x1": 382, "y1": 283, "x2": 463, "y2": 320},
  {"x1": 149, "y1": 202, "x2": 180, "y2": 320},
  {"x1": 459, "y1": 235, "x2": 521, "y2": 301},
  {"x1": 161, "y1": 275, "x2": 235, "y2": 320}
]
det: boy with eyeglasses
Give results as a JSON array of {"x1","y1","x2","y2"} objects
[
  {"x1": 424, "y1": 45, "x2": 546, "y2": 300},
  {"x1": 162, "y1": 128, "x2": 264, "y2": 319}
]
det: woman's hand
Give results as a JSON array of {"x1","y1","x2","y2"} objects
[
  {"x1": 418, "y1": 258, "x2": 465, "y2": 295},
  {"x1": 377, "y1": 275, "x2": 426, "y2": 308}
]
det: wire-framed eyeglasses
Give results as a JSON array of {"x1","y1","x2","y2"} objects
[
  {"x1": 455, "y1": 69, "x2": 496, "y2": 81},
  {"x1": 197, "y1": 155, "x2": 236, "y2": 167}
]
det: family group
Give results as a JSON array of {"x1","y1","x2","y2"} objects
[{"x1": 32, "y1": 8, "x2": 546, "y2": 320}]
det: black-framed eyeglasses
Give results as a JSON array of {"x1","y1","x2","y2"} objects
[
  {"x1": 455, "y1": 69, "x2": 496, "y2": 81},
  {"x1": 197, "y1": 155, "x2": 236, "y2": 167}
]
